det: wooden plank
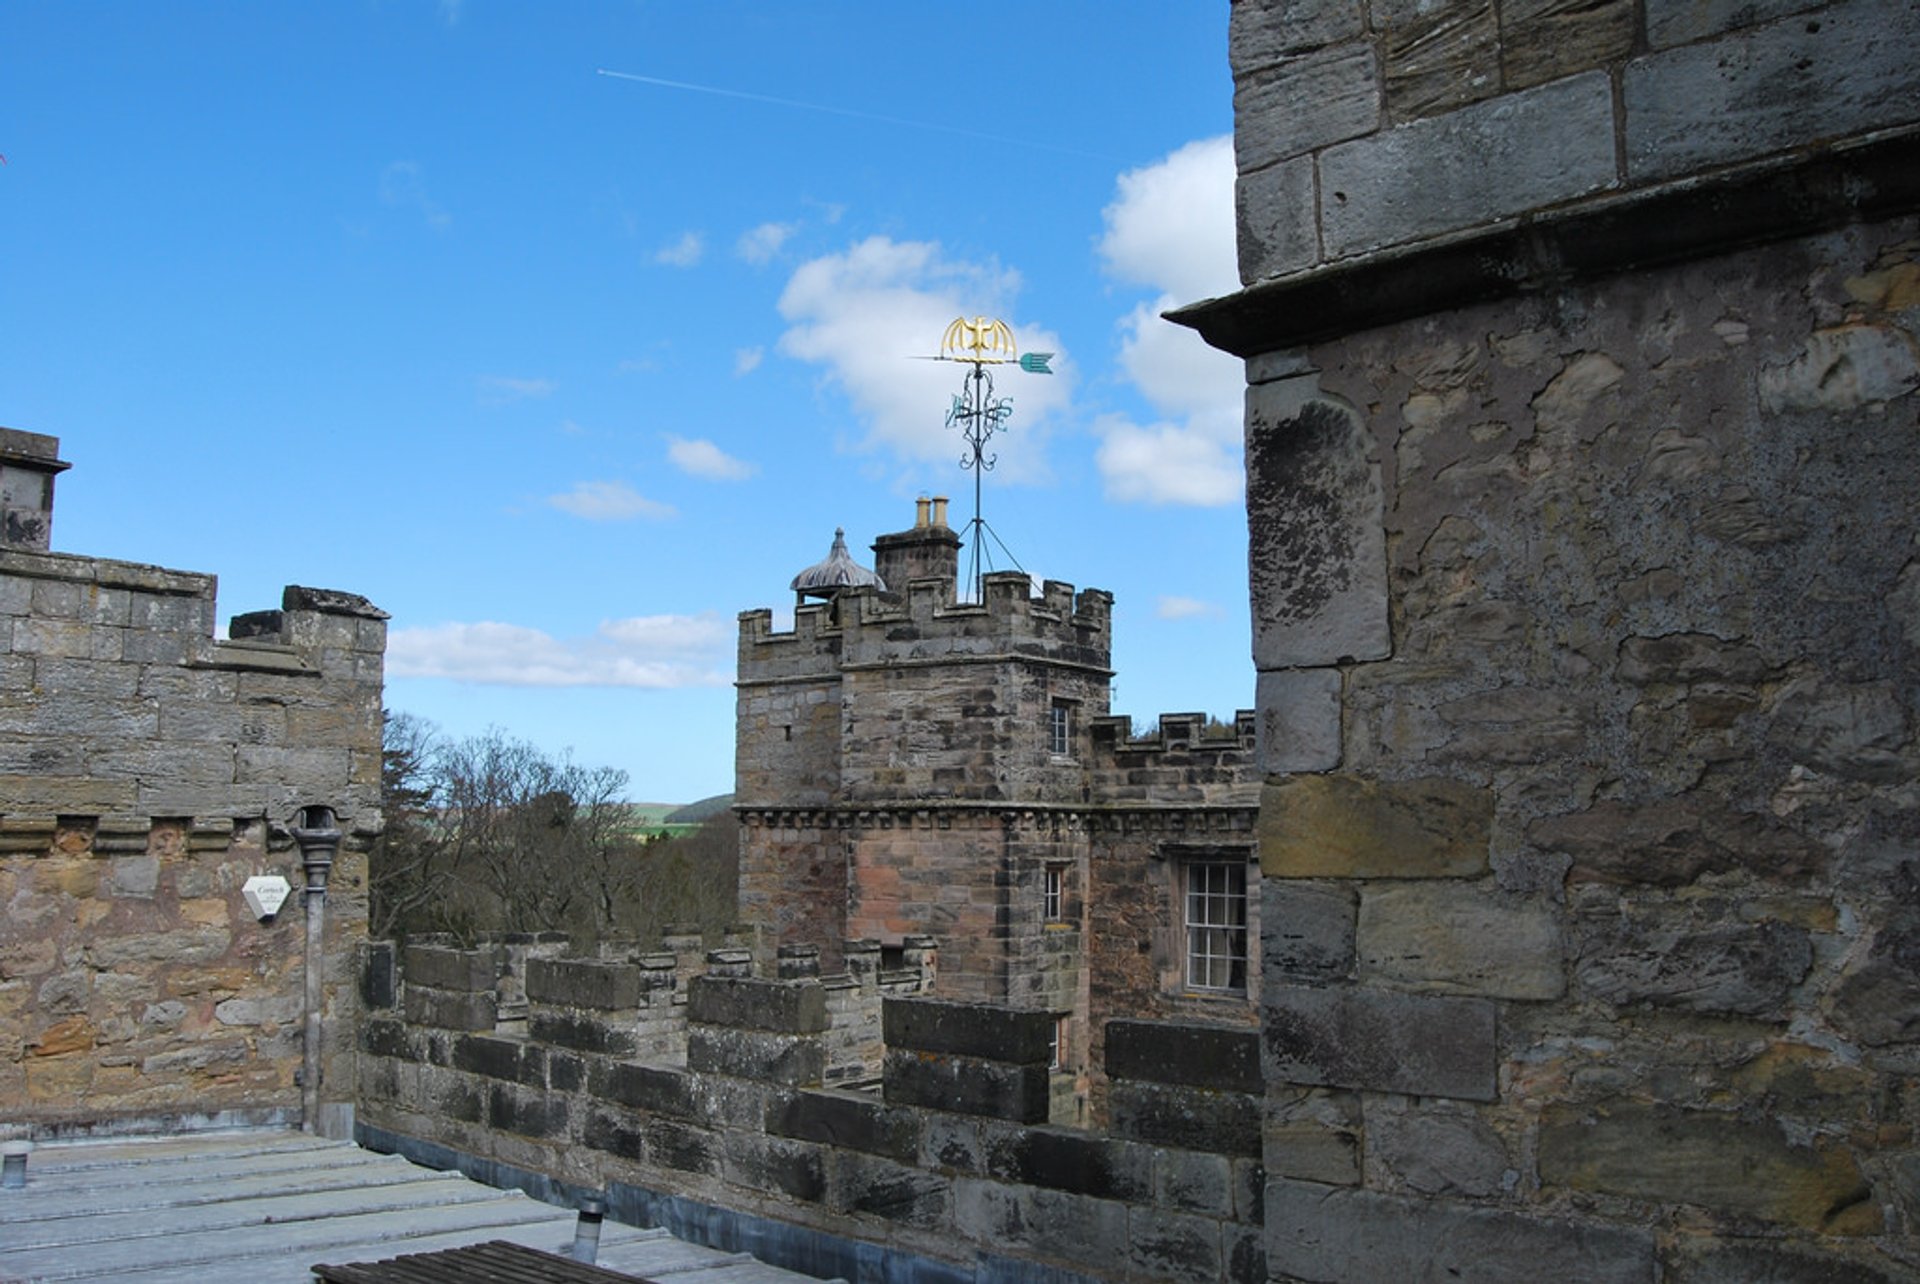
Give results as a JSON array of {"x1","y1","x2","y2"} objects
[{"x1": 313, "y1": 1239, "x2": 660, "y2": 1284}]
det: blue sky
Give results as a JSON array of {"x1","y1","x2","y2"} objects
[{"x1": 3, "y1": 3, "x2": 1249, "y2": 804}]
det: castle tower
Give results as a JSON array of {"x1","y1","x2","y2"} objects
[
  {"x1": 736, "y1": 504, "x2": 1113, "y2": 996},
  {"x1": 1178, "y1": 0, "x2": 1920, "y2": 1277}
]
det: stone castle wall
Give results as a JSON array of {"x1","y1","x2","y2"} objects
[
  {"x1": 1179, "y1": 1, "x2": 1920, "y2": 1279},
  {"x1": 0, "y1": 431, "x2": 384, "y2": 1137},
  {"x1": 357, "y1": 940, "x2": 1266, "y2": 1282}
]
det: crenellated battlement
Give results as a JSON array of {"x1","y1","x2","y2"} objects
[
  {"x1": 1088, "y1": 710, "x2": 1256, "y2": 759},
  {"x1": 738, "y1": 571, "x2": 1112, "y2": 680}
]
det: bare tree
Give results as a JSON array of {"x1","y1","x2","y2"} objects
[{"x1": 371, "y1": 717, "x2": 642, "y2": 940}]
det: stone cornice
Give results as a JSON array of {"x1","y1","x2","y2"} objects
[{"x1": 1170, "y1": 126, "x2": 1920, "y2": 358}]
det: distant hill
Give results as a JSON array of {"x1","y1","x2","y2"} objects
[{"x1": 665, "y1": 793, "x2": 735, "y2": 824}]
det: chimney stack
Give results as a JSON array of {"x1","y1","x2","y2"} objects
[
  {"x1": 873, "y1": 495, "x2": 961, "y2": 597},
  {"x1": 0, "y1": 429, "x2": 71, "y2": 552}
]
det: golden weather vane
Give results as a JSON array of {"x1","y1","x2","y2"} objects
[{"x1": 922, "y1": 316, "x2": 1054, "y2": 599}]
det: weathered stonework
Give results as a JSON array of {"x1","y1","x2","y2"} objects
[
  {"x1": 0, "y1": 432, "x2": 385, "y2": 1137},
  {"x1": 1184, "y1": 2, "x2": 1920, "y2": 1278},
  {"x1": 737, "y1": 507, "x2": 1261, "y2": 1124}
]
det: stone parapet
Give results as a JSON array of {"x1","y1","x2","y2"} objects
[{"x1": 356, "y1": 978, "x2": 1266, "y2": 1282}]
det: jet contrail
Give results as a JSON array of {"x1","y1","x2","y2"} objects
[{"x1": 595, "y1": 68, "x2": 1109, "y2": 161}]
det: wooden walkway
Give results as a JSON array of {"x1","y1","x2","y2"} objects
[{"x1": 0, "y1": 1131, "x2": 826, "y2": 1284}]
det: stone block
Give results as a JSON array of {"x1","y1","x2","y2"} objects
[
  {"x1": 450, "y1": 1033, "x2": 523, "y2": 1081},
  {"x1": 1365, "y1": 1095, "x2": 1512, "y2": 1197},
  {"x1": 1105, "y1": 1020, "x2": 1262, "y2": 1093},
  {"x1": 883, "y1": 1049, "x2": 1050, "y2": 1123},
  {"x1": 1625, "y1": 2, "x2": 1920, "y2": 183},
  {"x1": 1539, "y1": 1103, "x2": 1880, "y2": 1233},
  {"x1": 1573, "y1": 911, "x2": 1812, "y2": 1017},
  {"x1": 581, "y1": 1104, "x2": 648, "y2": 1163},
  {"x1": 528, "y1": 1009, "x2": 635, "y2": 1056},
  {"x1": 591, "y1": 1060, "x2": 699, "y2": 1120},
  {"x1": 1357, "y1": 882, "x2": 1563, "y2": 999},
  {"x1": 828, "y1": 1152, "x2": 950, "y2": 1228},
  {"x1": 360, "y1": 1018, "x2": 416, "y2": 1062},
  {"x1": 1644, "y1": 0, "x2": 1822, "y2": 48},
  {"x1": 403, "y1": 943, "x2": 493, "y2": 993},
  {"x1": 985, "y1": 1127, "x2": 1152, "y2": 1201},
  {"x1": 1237, "y1": 155, "x2": 1319, "y2": 284},
  {"x1": 360, "y1": 941, "x2": 396, "y2": 1010},
  {"x1": 883, "y1": 997, "x2": 1052, "y2": 1064},
  {"x1": 487, "y1": 1082, "x2": 568, "y2": 1140},
  {"x1": 1264, "y1": 1087, "x2": 1362, "y2": 1185},
  {"x1": 648, "y1": 1118, "x2": 718, "y2": 1176},
  {"x1": 1531, "y1": 796, "x2": 1826, "y2": 888},
  {"x1": 722, "y1": 1131, "x2": 827, "y2": 1204},
  {"x1": 1319, "y1": 71, "x2": 1616, "y2": 256},
  {"x1": 1254, "y1": 667, "x2": 1341, "y2": 772},
  {"x1": 1498, "y1": 0, "x2": 1635, "y2": 90},
  {"x1": 1155, "y1": 1148, "x2": 1234, "y2": 1217},
  {"x1": 1380, "y1": 0, "x2": 1500, "y2": 120},
  {"x1": 404, "y1": 986, "x2": 497, "y2": 1032},
  {"x1": 1246, "y1": 389, "x2": 1390, "y2": 668},
  {"x1": 1234, "y1": 43, "x2": 1381, "y2": 173},
  {"x1": 1107, "y1": 1080, "x2": 1261, "y2": 1158},
  {"x1": 1665, "y1": 1235, "x2": 1904, "y2": 1283},
  {"x1": 1229, "y1": 0, "x2": 1366, "y2": 72},
  {"x1": 769, "y1": 1088, "x2": 919, "y2": 1162},
  {"x1": 1126, "y1": 1207, "x2": 1224, "y2": 1282},
  {"x1": 688, "y1": 1025, "x2": 824, "y2": 1086},
  {"x1": 1259, "y1": 774, "x2": 1493, "y2": 879},
  {"x1": 688, "y1": 975, "x2": 828, "y2": 1033},
  {"x1": 1264, "y1": 983, "x2": 1497, "y2": 1101},
  {"x1": 1263, "y1": 880, "x2": 1356, "y2": 982},
  {"x1": 1828, "y1": 883, "x2": 1920, "y2": 1046},
  {"x1": 953, "y1": 1178, "x2": 1130, "y2": 1268},
  {"x1": 526, "y1": 957, "x2": 643, "y2": 1010},
  {"x1": 1267, "y1": 1179, "x2": 1657, "y2": 1282}
]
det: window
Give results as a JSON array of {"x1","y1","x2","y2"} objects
[
  {"x1": 1049, "y1": 1016, "x2": 1069, "y2": 1070},
  {"x1": 1184, "y1": 860, "x2": 1248, "y2": 993},
  {"x1": 1048, "y1": 699, "x2": 1073, "y2": 757},
  {"x1": 1043, "y1": 864, "x2": 1064, "y2": 922}
]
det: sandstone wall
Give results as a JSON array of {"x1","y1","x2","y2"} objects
[
  {"x1": 1243, "y1": 215, "x2": 1920, "y2": 1283},
  {"x1": 0, "y1": 460, "x2": 385, "y2": 1136},
  {"x1": 1180, "y1": 2, "x2": 1920, "y2": 1277}
]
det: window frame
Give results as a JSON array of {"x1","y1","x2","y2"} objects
[
  {"x1": 1182, "y1": 857, "x2": 1249, "y2": 995},
  {"x1": 1048, "y1": 698, "x2": 1073, "y2": 758}
]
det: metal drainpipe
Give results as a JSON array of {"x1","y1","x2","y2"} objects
[{"x1": 290, "y1": 806, "x2": 342, "y2": 1135}]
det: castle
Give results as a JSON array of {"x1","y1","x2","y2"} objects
[
  {"x1": 4, "y1": 2, "x2": 1918, "y2": 1280},
  {"x1": 735, "y1": 498, "x2": 1259, "y2": 1120}
]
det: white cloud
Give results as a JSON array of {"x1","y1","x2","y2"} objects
[
  {"x1": 1156, "y1": 595, "x2": 1222, "y2": 620},
  {"x1": 737, "y1": 221, "x2": 796, "y2": 264},
  {"x1": 666, "y1": 436, "x2": 755, "y2": 481},
  {"x1": 777, "y1": 236, "x2": 1070, "y2": 480},
  {"x1": 478, "y1": 375, "x2": 555, "y2": 403},
  {"x1": 655, "y1": 231, "x2": 705, "y2": 268},
  {"x1": 546, "y1": 480, "x2": 676, "y2": 521},
  {"x1": 1093, "y1": 136, "x2": 1244, "y2": 507},
  {"x1": 387, "y1": 615, "x2": 731, "y2": 688},
  {"x1": 1095, "y1": 417, "x2": 1242, "y2": 506},
  {"x1": 379, "y1": 161, "x2": 450, "y2": 230},
  {"x1": 733, "y1": 346, "x2": 764, "y2": 376}
]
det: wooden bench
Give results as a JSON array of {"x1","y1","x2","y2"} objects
[{"x1": 311, "y1": 1239, "x2": 657, "y2": 1283}]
